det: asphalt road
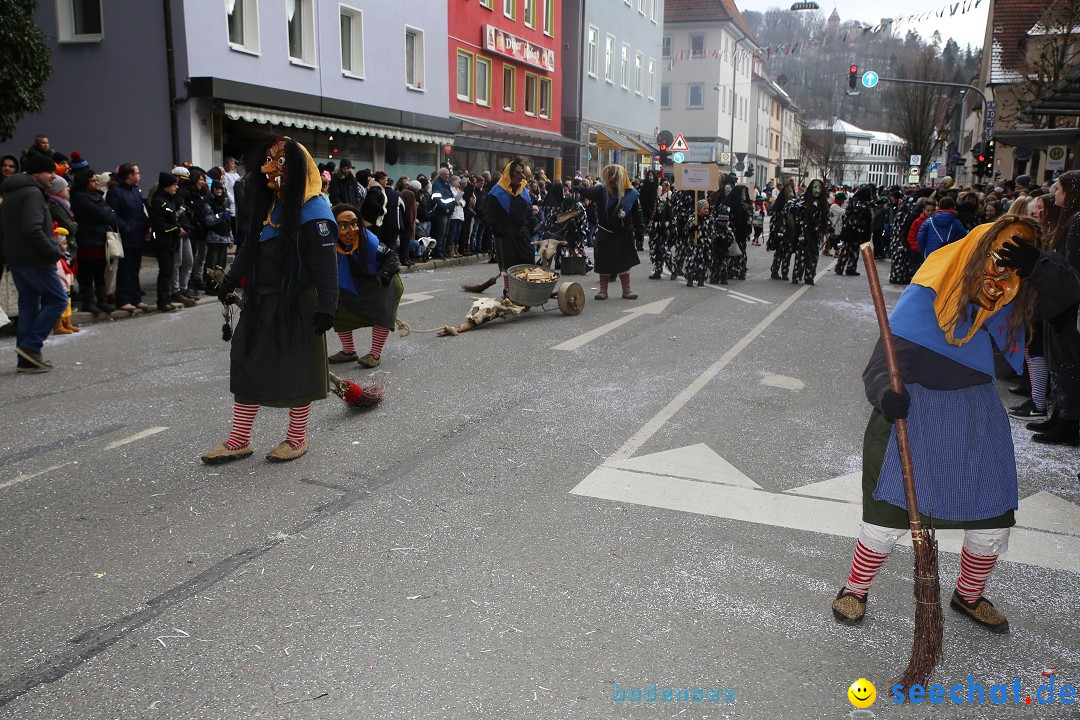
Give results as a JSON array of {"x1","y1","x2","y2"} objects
[{"x1": 0, "y1": 245, "x2": 1077, "y2": 720}]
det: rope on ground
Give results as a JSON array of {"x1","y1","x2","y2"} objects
[{"x1": 396, "y1": 319, "x2": 453, "y2": 337}]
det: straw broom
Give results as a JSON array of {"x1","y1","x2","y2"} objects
[{"x1": 860, "y1": 243, "x2": 943, "y2": 688}]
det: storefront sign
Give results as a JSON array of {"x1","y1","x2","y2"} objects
[
  {"x1": 685, "y1": 143, "x2": 716, "y2": 162},
  {"x1": 783, "y1": 158, "x2": 800, "y2": 169},
  {"x1": 484, "y1": 25, "x2": 555, "y2": 72}
]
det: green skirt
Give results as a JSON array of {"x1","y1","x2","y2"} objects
[{"x1": 861, "y1": 409, "x2": 1015, "y2": 530}]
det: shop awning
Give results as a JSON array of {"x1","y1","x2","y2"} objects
[
  {"x1": 1024, "y1": 63, "x2": 1080, "y2": 117},
  {"x1": 992, "y1": 127, "x2": 1080, "y2": 148},
  {"x1": 592, "y1": 124, "x2": 655, "y2": 154},
  {"x1": 223, "y1": 103, "x2": 455, "y2": 146},
  {"x1": 451, "y1": 115, "x2": 582, "y2": 159}
]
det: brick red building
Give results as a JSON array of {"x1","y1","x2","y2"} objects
[{"x1": 448, "y1": 0, "x2": 572, "y2": 177}]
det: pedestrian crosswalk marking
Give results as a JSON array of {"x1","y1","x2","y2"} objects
[{"x1": 571, "y1": 446, "x2": 1080, "y2": 573}]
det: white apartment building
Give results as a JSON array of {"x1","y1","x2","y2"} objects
[{"x1": 806, "y1": 119, "x2": 905, "y2": 187}]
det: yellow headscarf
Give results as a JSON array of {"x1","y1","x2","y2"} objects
[
  {"x1": 295, "y1": 140, "x2": 324, "y2": 204},
  {"x1": 912, "y1": 218, "x2": 1037, "y2": 346},
  {"x1": 497, "y1": 160, "x2": 530, "y2": 197}
]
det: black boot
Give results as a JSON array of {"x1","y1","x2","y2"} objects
[
  {"x1": 697, "y1": 278, "x2": 704, "y2": 287},
  {"x1": 1027, "y1": 411, "x2": 1058, "y2": 432},
  {"x1": 1032, "y1": 419, "x2": 1080, "y2": 446},
  {"x1": 686, "y1": 277, "x2": 694, "y2": 287},
  {"x1": 649, "y1": 271, "x2": 661, "y2": 280}
]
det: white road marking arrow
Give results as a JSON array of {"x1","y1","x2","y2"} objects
[
  {"x1": 552, "y1": 297, "x2": 674, "y2": 351},
  {"x1": 571, "y1": 446, "x2": 1080, "y2": 573},
  {"x1": 399, "y1": 289, "x2": 445, "y2": 306}
]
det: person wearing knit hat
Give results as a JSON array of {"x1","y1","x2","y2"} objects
[
  {"x1": 158, "y1": 171, "x2": 178, "y2": 189},
  {"x1": 171, "y1": 166, "x2": 190, "y2": 178},
  {"x1": 148, "y1": 171, "x2": 185, "y2": 313},
  {"x1": 51, "y1": 152, "x2": 70, "y2": 177},
  {"x1": 2, "y1": 147, "x2": 66, "y2": 372}
]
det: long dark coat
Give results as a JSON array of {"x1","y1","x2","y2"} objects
[{"x1": 580, "y1": 185, "x2": 643, "y2": 276}]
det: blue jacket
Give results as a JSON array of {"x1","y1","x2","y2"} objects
[
  {"x1": 106, "y1": 183, "x2": 150, "y2": 247},
  {"x1": 430, "y1": 178, "x2": 456, "y2": 217},
  {"x1": 917, "y1": 209, "x2": 968, "y2": 258}
]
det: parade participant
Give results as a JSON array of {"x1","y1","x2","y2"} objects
[
  {"x1": 830, "y1": 216, "x2": 1080, "y2": 632},
  {"x1": 665, "y1": 190, "x2": 697, "y2": 282},
  {"x1": 789, "y1": 179, "x2": 830, "y2": 286},
  {"x1": 638, "y1": 170, "x2": 659, "y2": 251},
  {"x1": 751, "y1": 194, "x2": 765, "y2": 246},
  {"x1": 888, "y1": 188, "x2": 932, "y2": 284},
  {"x1": 647, "y1": 187, "x2": 675, "y2": 280},
  {"x1": 724, "y1": 184, "x2": 752, "y2": 280},
  {"x1": 708, "y1": 208, "x2": 736, "y2": 286},
  {"x1": 835, "y1": 185, "x2": 874, "y2": 276},
  {"x1": 676, "y1": 198, "x2": 712, "y2": 288},
  {"x1": 483, "y1": 159, "x2": 535, "y2": 299},
  {"x1": 328, "y1": 193, "x2": 403, "y2": 369},
  {"x1": 576, "y1": 164, "x2": 643, "y2": 299},
  {"x1": 202, "y1": 136, "x2": 338, "y2": 465},
  {"x1": 769, "y1": 182, "x2": 795, "y2": 279}
]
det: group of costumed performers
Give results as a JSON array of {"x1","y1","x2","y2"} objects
[
  {"x1": 537, "y1": 182, "x2": 589, "y2": 267},
  {"x1": 483, "y1": 159, "x2": 536, "y2": 299},
  {"x1": 328, "y1": 190, "x2": 403, "y2": 369},
  {"x1": 833, "y1": 184, "x2": 874, "y2": 277},
  {"x1": 831, "y1": 215, "x2": 1080, "y2": 633},
  {"x1": 202, "y1": 136, "x2": 339, "y2": 465},
  {"x1": 647, "y1": 188, "x2": 692, "y2": 280},
  {"x1": 575, "y1": 164, "x2": 643, "y2": 300},
  {"x1": 786, "y1": 179, "x2": 832, "y2": 286}
]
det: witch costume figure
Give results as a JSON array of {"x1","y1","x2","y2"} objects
[
  {"x1": 834, "y1": 185, "x2": 874, "y2": 276},
  {"x1": 830, "y1": 216, "x2": 1080, "y2": 633},
  {"x1": 789, "y1": 179, "x2": 831, "y2": 286},
  {"x1": 769, "y1": 182, "x2": 795, "y2": 279},
  {"x1": 202, "y1": 136, "x2": 339, "y2": 465},
  {"x1": 577, "y1": 164, "x2": 643, "y2": 300},
  {"x1": 328, "y1": 191, "x2": 403, "y2": 369},
  {"x1": 483, "y1": 159, "x2": 536, "y2": 299}
]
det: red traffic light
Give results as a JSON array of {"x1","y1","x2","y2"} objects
[
  {"x1": 659, "y1": 143, "x2": 668, "y2": 151},
  {"x1": 850, "y1": 65, "x2": 858, "y2": 74},
  {"x1": 978, "y1": 155, "x2": 986, "y2": 162}
]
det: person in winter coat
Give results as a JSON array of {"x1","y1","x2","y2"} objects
[
  {"x1": 484, "y1": 159, "x2": 536, "y2": 297},
  {"x1": 396, "y1": 177, "x2": 418, "y2": 266},
  {"x1": 328, "y1": 159, "x2": 363, "y2": 207},
  {"x1": 106, "y1": 163, "x2": 150, "y2": 311},
  {"x1": 204, "y1": 180, "x2": 233, "y2": 292},
  {"x1": 835, "y1": 185, "x2": 873, "y2": 276},
  {"x1": 917, "y1": 196, "x2": 969, "y2": 258},
  {"x1": 429, "y1": 167, "x2": 456, "y2": 258},
  {"x1": 70, "y1": 169, "x2": 118, "y2": 313},
  {"x1": 328, "y1": 193, "x2": 402, "y2": 369},
  {"x1": 47, "y1": 176, "x2": 77, "y2": 241},
  {"x1": 202, "y1": 136, "x2": 339, "y2": 465},
  {"x1": 148, "y1": 173, "x2": 187, "y2": 313},
  {"x1": 577, "y1": 164, "x2": 643, "y2": 299}
]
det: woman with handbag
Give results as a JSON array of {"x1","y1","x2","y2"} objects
[{"x1": 70, "y1": 169, "x2": 118, "y2": 314}]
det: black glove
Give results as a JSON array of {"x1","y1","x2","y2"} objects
[
  {"x1": 313, "y1": 312, "x2": 334, "y2": 335},
  {"x1": 378, "y1": 271, "x2": 392, "y2": 287},
  {"x1": 880, "y1": 388, "x2": 911, "y2": 423},
  {"x1": 218, "y1": 278, "x2": 237, "y2": 305},
  {"x1": 997, "y1": 237, "x2": 1041, "y2": 277}
]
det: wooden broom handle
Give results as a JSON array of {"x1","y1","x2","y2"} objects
[{"x1": 860, "y1": 243, "x2": 924, "y2": 535}]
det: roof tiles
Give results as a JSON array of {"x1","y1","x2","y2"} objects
[{"x1": 665, "y1": 0, "x2": 759, "y2": 45}]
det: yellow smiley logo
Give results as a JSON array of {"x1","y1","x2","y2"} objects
[{"x1": 847, "y1": 678, "x2": 876, "y2": 709}]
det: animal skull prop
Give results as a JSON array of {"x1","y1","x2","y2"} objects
[
  {"x1": 466, "y1": 297, "x2": 524, "y2": 325},
  {"x1": 531, "y1": 237, "x2": 568, "y2": 270}
]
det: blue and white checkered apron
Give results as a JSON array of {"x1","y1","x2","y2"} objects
[{"x1": 873, "y1": 383, "x2": 1018, "y2": 522}]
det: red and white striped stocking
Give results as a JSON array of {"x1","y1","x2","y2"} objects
[
  {"x1": 285, "y1": 403, "x2": 311, "y2": 449},
  {"x1": 370, "y1": 326, "x2": 389, "y2": 359},
  {"x1": 598, "y1": 274, "x2": 610, "y2": 295},
  {"x1": 843, "y1": 540, "x2": 890, "y2": 598},
  {"x1": 956, "y1": 546, "x2": 999, "y2": 603},
  {"x1": 338, "y1": 331, "x2": 356, "y2": 355},
  {"x1": 225, "y1": 403, "x2": 259, "y2": 450},
  {"x1": 619, "y1": 273, "x2": 632, "y2": 294}
]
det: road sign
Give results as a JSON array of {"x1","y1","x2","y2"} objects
[
  {"x1": 861, "y1": 71, "x2": 879, "y2": 89},
  {"x1": 985, "y1": 101, "x2": 996, "y2": 139},
  {"x1": 672, "y1": 151, "x2": 686, "y2": 164},
  {"x1": 783, "y1": 158, "x2": 800, "y2": 169},
  {"x1": 909, "y1": 154, "x2": 922, "y2": 166},
  {"x1": 670, "y1": 133, "x2": 690, "y2": 152},
  {"x1": 1048, "y1": 145, "x2": 1068, "y2": 172},
  {"x1": 907, "y1": 165, "x2": 921, "y2": 184},
  {"x1": 719, "y1": 151, "x2": 732, "y2": 164},
  {"x1": 673, "y1": 163, "x2": 719, "y2": 191}
]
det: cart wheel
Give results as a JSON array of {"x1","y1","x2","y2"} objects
[{"x1": 557, "y1": 282, "x2": 585, "y2": 316}]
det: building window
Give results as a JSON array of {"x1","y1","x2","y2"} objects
[
  {"x1": 57, "y1": 0, "x2": 103, "y2": 42},
  {"x1": 287, "y1": 0, "x2": 315, "y2": 65},
  {"x1": 651, "y1": 0, "x2": 658, "y2": 23},
  {"x1": 480, "y1": 0, "x2": 492, "y2": 6},
  {"x1": 624, "y1": 0, "x2": 631, "y2": 6},
  {"x1": 647, "y1": 58, "x2": 655, "y2": 100},
  {"x1": 456, "y1": 49, "x2": 474, "y2": 101},
  {"x1": 662, "y1": 35, "x2": 671, "y2": 57},
  {"x1": 405, "y1": 27, "x2": 425, "y2": 89},
  {"x1": 660, "y1": 84, "x2": 670, "y2": 109},
  {"x1": 620, "y1": 43, "x2": 630, "y2": 90},
  {"x1": 503, "y1": 0, "x2": 515, "y2": 20},
  {"x1": 524, "y1": 0, "x2": 535, "y2": 28},
  {"x1": 524, "y1": 72, "x2": 538, "y2": 116},
  {"x1": 634, "y1": 52, "x2": 643, "y2": 95},
  {"x1": 502, "y1": 64, "x2": 515, "y2": 111},
  {"x1": 476, "y1": 57, "x2": 492, "y2": 106},
  {"x1": 539, "y1": 77, "x2": 551, "y2": 119},
  {"x1": 587, "y1": 26, "x2": 599, "y2": 77},
  {"x1": 340, "y1": 6, "x2": 364, "y2": 77},
  {"x1": 637, "y1": 0, "x2": 645, "y2": 14},
  {"x1": 688, "y1": 83, "x2": 703, "y2": 108},
  {"x1": 605, "y1": 34, "x2": 615, "y2": 84},
  {"x1": 543, "y1": 0, "x2": 554, "y2": 35},
  {"x1": 691, "y1": 34, "x2": 705, "y2": 58}
]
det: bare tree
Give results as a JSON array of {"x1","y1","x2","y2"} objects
[
  {"x1": 801, "y1": 121, "x2": 855, "y2": 185},
  {"x1": 888, "y1": 52, "x2": 953, "y2": 178},
  {"x1": 1010, "y1": 0, "x2": 1080, "y2": 129}
]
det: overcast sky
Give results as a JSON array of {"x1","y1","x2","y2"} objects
[{"x1": 739, "y1": 0, "x2": 990, "y2": 51}]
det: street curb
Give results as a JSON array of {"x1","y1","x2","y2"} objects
[{"x1": 401, "y1": 254, "x2": 491, "y2": 274}]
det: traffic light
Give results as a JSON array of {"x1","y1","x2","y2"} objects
[
  {"x1": 849, "y1": 65, "x2": 858, "y2": 90},
  {"x1": 976, "y1": 152, "x2": 987, "y2": 176},
  {"x1": 658, "y1": 142, "x2": 670, "y2": 166},
  {"x1": 985, "y1": 138, "x2": 996, "y2": 175},
  {"x1": 745, "y1": 162, "x2": 755, "y2": 178},
  {"x1": 657, "y1": 130, "x2": 673, "y2": 166}
]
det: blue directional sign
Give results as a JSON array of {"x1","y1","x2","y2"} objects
[
  {"x1": 861, "y1": 71, "x2": 879, "y2": 89},
  {"x1": 672, "y1": 151, "x2": 686, "y2": 164}
]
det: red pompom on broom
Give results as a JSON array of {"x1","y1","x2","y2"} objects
[{"x1": 328, "y1": 372, "x2": 385, "y2": 408}]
